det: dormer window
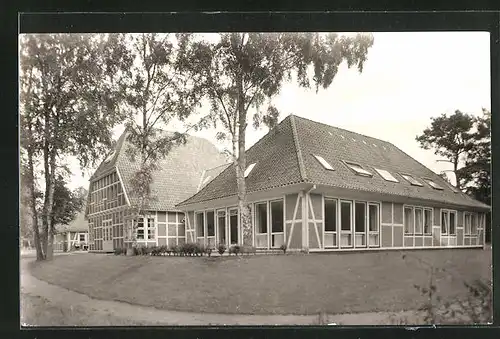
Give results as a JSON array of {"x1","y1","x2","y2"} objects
[
  {"x1": 345, "y1": 161, "x2": 373, "y2": 177},
  {"x1": 244, "y1": 163, "x2": 256, "y2": 178},
  {"x1": 104, "y1": 150, "x2": 116, "y2": 163},
  {"x1": 374, "y1": 168, "x2": 399, "y2": 182},
  {"x1": 424, "y1": 178, "x2": 444, "y2": 190},
  {"x1": 313, "y1": 155, "x2": 334, "y2": 171},
  {"x1": 401, "y1": 173, "x2": 424, "y2": 187}
]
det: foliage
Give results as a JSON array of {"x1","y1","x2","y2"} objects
[
  {"x1": 182, "y1": 33, "x2": 374, "y2": 246},
  {"x1": 51, "y1": 175, "x2": 87, "y2": 228},
  {"x1": 228, "y1": 244, "x2": 241, "y2": 256},
  {"x1": 217, "y1": 243, "x2": 227, "y2": 255},
  {"x1": 402, "y1": 252, "x2": 492, "y2": 324},
  {"x1": 416, "y1": 109, "x2": 491, "y2": 198},
  {"x1": 280, "y1": 244, "x2": 287, "y2": 254},
  {"x1": 113, "y1": 247, "x2": 126, "y2": 255},
  {"x1": 20, "y1": 33, "x2": 130, "y2": 260}
]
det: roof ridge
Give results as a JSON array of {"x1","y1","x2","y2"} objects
[
  {"x1": 289, "y1": 115, "x2": 308, "y2": 182},
  {"x1": 292, "y1": 114, "x2": 392, "y2": 145}
]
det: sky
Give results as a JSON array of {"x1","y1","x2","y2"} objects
[{"x1": 66, "y1": 31, "x2": 490, "y2": 190}]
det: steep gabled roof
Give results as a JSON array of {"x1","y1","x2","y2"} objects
[
  {"x1": 56, "y1": 211, "x2": 88, "y2": 233},
  {"x1": 177, "y1": 114, "x2": 489, "y2": 210},
  {"x1": 90, "y1": 129, "x2": 228, "y2": 211},
  {"x1": 178, "y1": 117, "x2": 305, "y2": 205}
]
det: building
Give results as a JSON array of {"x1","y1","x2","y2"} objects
[
  {"x1": 86, "y1": 130, "x2": 228, "y2": 252},
  {"x1": 54, "y1": 211, "x2": 89, "y2": 251},
  {"x1": 176, "y1": 115, "x2": 489, "y2": 252}
]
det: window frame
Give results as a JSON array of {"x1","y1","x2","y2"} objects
[
  {"x1": 441, "y1": 209, "x2": 457, "y2": 236},
  {"x1": 400, "y1": 173, "x2": 424, "y2": 187},
  {"x1": 339, "y1": 200, "x2": 354, "y2": 248},
  {"x1": 206, "y1": 210, "x2": 215, "y2": 237},
  {"x1": 404, "y1": 206, "x2": 415, "y2": 235},
  {"x1": 423, "y1": 208, "x2": 433, "y2": 235},
  {"x1": 270, "y1": 199, "x2": 284, "y2": 234},
  {"x1": 354, "y1": 201, "x2": 367, "y2": 248},
  {"x1": 313, "y1": 154, "x2": 335, "y2": 171},
  {"x1": 323, "y1": 198, "x2": 338, "y2": 248},
  {"x1": 423, "y1": 178, "x2": 444, "y2": 190},
  {"x1": 374, "y1": 168, "x2": 399, "y2": 182},
  {"x1": 343, "y1": 161, "x2": 373, "y2": 177},
  {"x1": 195, "y1": 212, "x2": 205, "y2": 238},
  {"x1": 367, "y1": 202, "x2": 380, "y2": 248},
  {"x1": 414, "y1": 207, "x2": 424, "y2": 235},
  {"x1": 244, "y1": 163, "x2": 256, "y2": 178},
  {"x1": 255, "y1": 202, "x2": 268, "y2": 234}
]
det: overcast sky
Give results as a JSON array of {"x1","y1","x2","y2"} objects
[{"x1": 67, "y1": 31, "x2": 490, "y2": 190}]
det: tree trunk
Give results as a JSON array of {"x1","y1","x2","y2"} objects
[
  {"x1": 26, "y1": 147, "x2": 44, "y2": 261},
  {"x1": 235, "y1": 74, "x2": 252, "y2": 246},
  {"x1": 42, "y1": 148, "x2": 57, "y2": 260},
  {"x1": 453, "y1": 155, "x2": 461, "y2": 190}
]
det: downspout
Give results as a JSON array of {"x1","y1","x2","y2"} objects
[{"x1": 302, "y1": 184, "x2": 317, "y2": 251}]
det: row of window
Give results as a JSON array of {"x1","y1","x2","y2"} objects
[
  {"x1": 403, "y1": 207, "x2": 484, "y2": 236},
  {"x1": 312, "y1": 154, "x2": 455, "y2": 192},
  {"x1": 403, "y1": 206, "x2": 433, "y2": 235},
  {"x1": 324, "y1": 199, "x2": 380, "y2": 248},
  {"x1": 195, "y1": 209, "x2": 239, "y2": 245},
  {"x1": 90, "y1": 171, "x2": 119, "y2": 191},
  {"x1": 89, "y1": 182, "x2": 123, "y2": 205}
]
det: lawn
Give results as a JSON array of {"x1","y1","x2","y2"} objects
[{"x1": 28, "y1": 248, "x2": 491, "y2": 316}]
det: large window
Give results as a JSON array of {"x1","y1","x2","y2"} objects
[
  {"x1": 368, "y1": 203, "x2": 380, "y2": 247},
  {"x1": 196, "y1": 212, "x2": 205, "y2": 237},
  {"x1": 324, "y1": 199, "x2": 337, "y2": 232},
  {"x1": 404, "y1": 207, "x2": 414, "y2": 234},
  {"x1": 414, "y1": 208, "x2": 423, "y2": 235},
  {"x1": 441, "y1": 210, "x2": 457, "y2": 235},
  {"x1": 147, "y1": 217, "x2": 155, "y2": 240},
  {"x1": 137, "y1": 219, "x2": 145, "y2": 240},
  {"x1": 217, "y1": 210, "x2": 226, "y2": 244},
  {"x1": 255, "y1": 203, "x2": 268, "y2": 234},
  {"x1": 424, "y1": 209, "x2": 432, "y2": 235},
  {"x1": 270, "y1": 200, "x2": 284, "y2": 233},
  {"x1": 340, "y1": 201, "x2": 353, "y2": 247},
  {"x1": 355, "y1": 202, "x2": 366, "y2": 247},
  {"x1": 207, "y1": 211, "x2": 215, "y2": 237},
  {"x1": 465, "y1": 212, "x2": 478, "y2": 235}
]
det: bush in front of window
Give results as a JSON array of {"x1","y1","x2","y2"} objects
[
  {"x1": 217, "y1": 243, "x2": 227, "y2": 255},
  {"x1": 280, "y1": 244, "x2": 287, "y2": 254}
]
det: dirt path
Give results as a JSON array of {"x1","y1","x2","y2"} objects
[{"x1": 20, "y1": 256, "x2": 423, "y2": 326}]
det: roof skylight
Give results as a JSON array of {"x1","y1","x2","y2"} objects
[
  {"x1": 351, "y1": 138, "x2": 356, "y2": 142},
  {"x1": 345, "y1": 161, "x2": 373, "y2": 177},
  {"x1": 401, "y1": 174, "x2": 424, "y2": 187},
  {"x1": 374, "y1": 168, "x2": 399, "y2": 182},
  {"x1": 362, "y1": 140, "x2": 367, "y2": 145},
  {"x1": 328, "y1": 131, "x2": 333, "y2": 136},
  {"x1": 313, "y1": 154, "x2": 334, "y2": 171},
  {"x1": 424, "y1": 179, "x2": 444, "y2": 190},
  {"x1": 340, "y1": 134, "x2": 345, "y2": 139},
  {"x1": 244, "y1": 163, "x2": 256, "y2": 178},
  {"x1": 372, "y1": 143, "x2": 377, "y2": 147}
]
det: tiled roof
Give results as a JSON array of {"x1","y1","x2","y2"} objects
[
  {"x1": 91, "y1": 129, "x2": 228, "y2": 211},
  {"x1": 56, "y1": 211, "x2": 88, "y2": 233},
  {"x1": 177, "y1": 114, "x2": 489, "y2": 210}
]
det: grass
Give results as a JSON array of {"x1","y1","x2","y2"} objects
[
  {"x1": 28, "y1": 248, "x2": 491, "y2": 316},
  {"x1": 20, "y1": 293, "x2": 160, "y2": 326}
]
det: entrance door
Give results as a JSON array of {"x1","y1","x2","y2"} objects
[
  {"x1": 217, "y1": 210, "x2": 226, "y2": 245},
  {"x1": 103, "y1": 219, "x2": 113, "y2": 252},
  {"x1": 229, "y1": 208, "x2": 239, "y2": 245}
]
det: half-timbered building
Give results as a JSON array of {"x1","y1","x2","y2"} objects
[
  {"x1": 85, "y1": 130, "x2": 228, "y2": 252},
  {"x1": 176, "y1": 115, "x2": 489, "y2": 252}
]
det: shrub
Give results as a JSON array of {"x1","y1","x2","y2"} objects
[
  {"x1": 170, "y1": 245, "x2": 180, "y2": 256},
  {"x1": 195, "y1": 244, "x2": 206, "y2": 256},
  {"x1": 181, "y1": 243, "x2": 197, "y2": 256},
  {"x1": 228, "y1": 245, "x2": 241, "y2": 256},
  {"x1": 217, "y1": 243, "x2": 227, "y2": 255},
  {"x1": 280, "y1": 244, "x2": 287, "y2": 254},
  {"x1": 114, "y1": 247, "x2": 125, "y2": 255},
  {"x1": 150, "y1": 246, "x2": 162, "y2": 256},
  {"x1": 206, "y1": 247, "x2": 213, "y2": 257},
  {"x1": 159, "y1": 245, "x2": 168, "y2": 256}
]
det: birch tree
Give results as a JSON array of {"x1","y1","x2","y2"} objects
[
  {"x1": 182, "y1": 33, "x2": 375, "y2": 245},
  {"x1": 19, "y1": 33, "x2": 129, "y2": 260},
  {"x1": 117, "y1": 33, "x2": 206, "y2": 247}
]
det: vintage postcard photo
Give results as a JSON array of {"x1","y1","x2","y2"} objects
[{"x1": 19, "y1": 31, "x2": 492, "y2": 326}]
